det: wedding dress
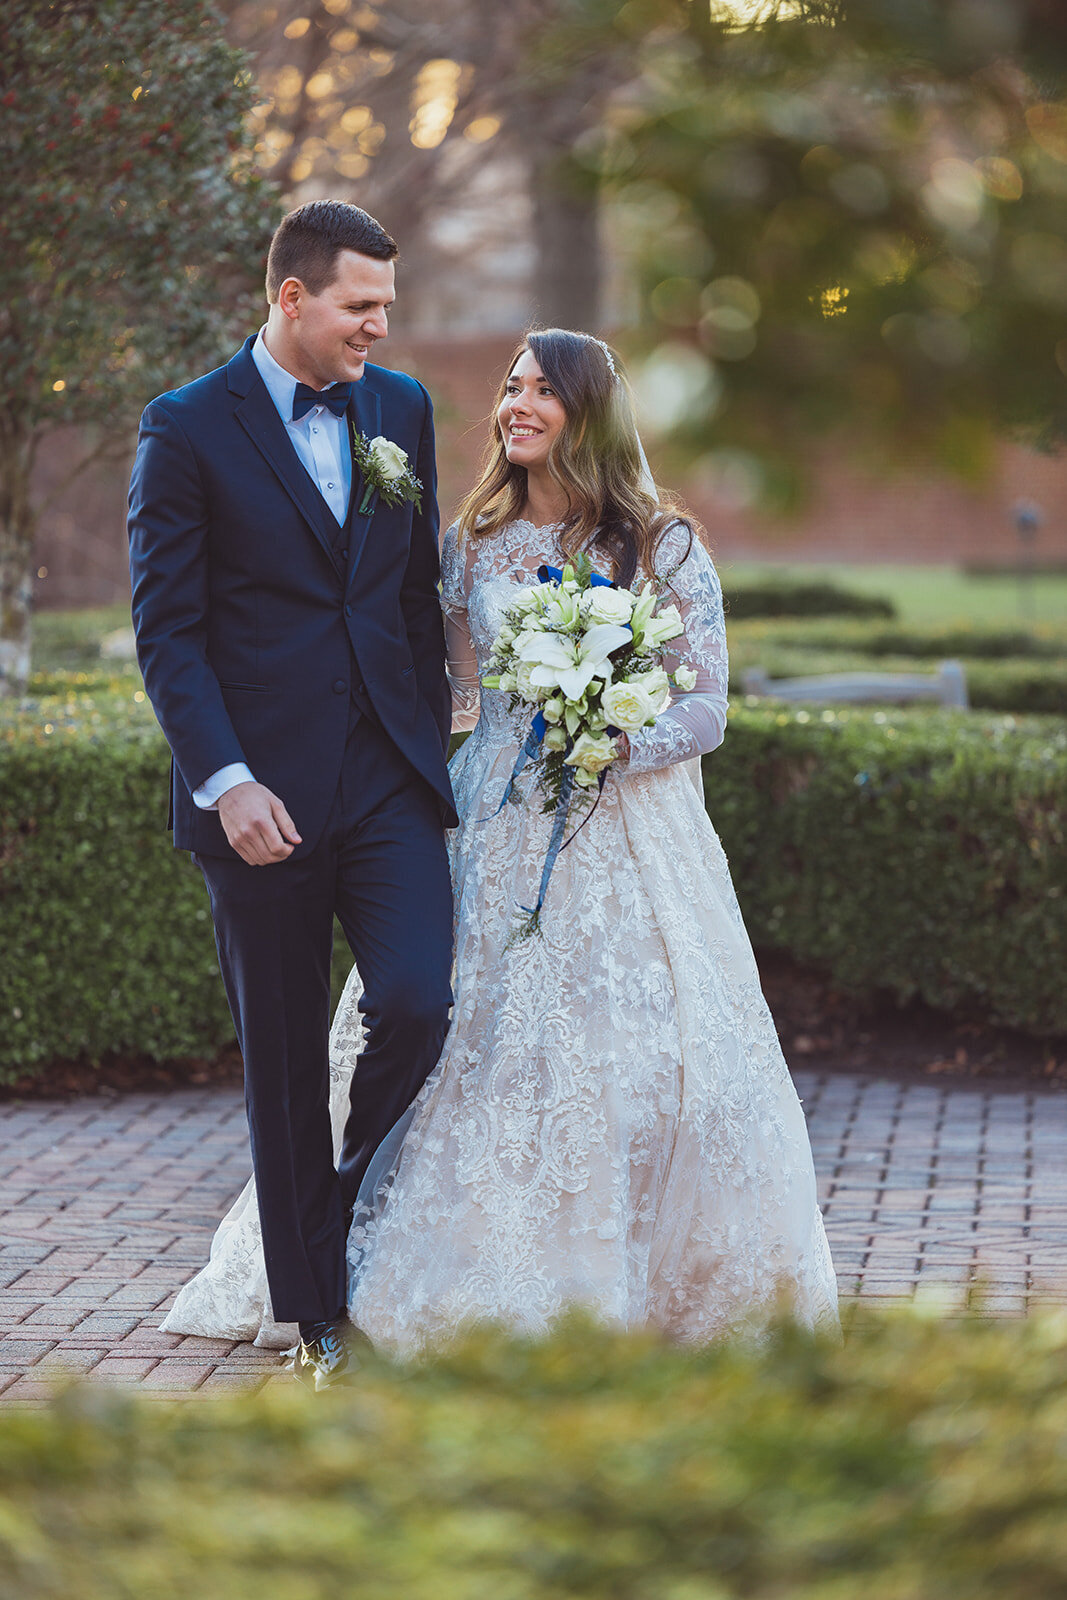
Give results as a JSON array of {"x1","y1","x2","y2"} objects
[{"x1": 162, "y1": 518, "x2": 838, "y2": 1352}]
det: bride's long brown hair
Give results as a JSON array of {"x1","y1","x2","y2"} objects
[{"x1": 456, "y1": 328, "x2": 695, "y2": 589}]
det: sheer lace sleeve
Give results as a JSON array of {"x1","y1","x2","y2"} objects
[
  {"x1": 440, "y1": 522, "x2": 481, "y2": 734},
  {"x1": 624, "y1": 523, "x2": 729, "y2": 775}
]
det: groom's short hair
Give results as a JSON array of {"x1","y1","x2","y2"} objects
[{"x1": 266, "y1": 201, "x2": 398, "y2": 301}]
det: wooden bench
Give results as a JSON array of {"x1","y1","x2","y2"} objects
[{"x1": 740, "y1": 660, "x2": 969, "y2": 709}]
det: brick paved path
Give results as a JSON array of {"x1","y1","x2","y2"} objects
[{"x1": 1, "y1": 1072, "x2": 1065, "y2": 1401}]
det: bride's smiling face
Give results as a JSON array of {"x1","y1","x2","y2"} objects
[{"x1": 498, "y1": 349, "x2": 567, "y2": 468}]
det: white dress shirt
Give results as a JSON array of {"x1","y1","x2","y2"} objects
[{"x1": 192, "y1": 329, "x2": 355, "y2": 811}]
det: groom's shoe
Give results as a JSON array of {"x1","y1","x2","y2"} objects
[{"x1": 292, "y1": 1319, "x2": 372, "y2": 1393}]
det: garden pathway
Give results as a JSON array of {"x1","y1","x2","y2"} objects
[{"x1": 1, "y1": 1070, "x2": 1065, "y2": 1401}]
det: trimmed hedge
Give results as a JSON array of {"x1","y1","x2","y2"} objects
[
  {"x1": 0, "y1": 691, "x2": 234, "y2": 1072},
  {"x1": 2, "y1": 697, "x2": 1065, "y2": 1081},
  {"x1": 703, "y1": 707, "x2": 1067, "y2": 1035},
  {"x1": 726, "y1": 642, "x2": 1067, "y2": 715},
  {"x1": 0, "y1": 688, "x2": 352, "y2": 1079},
  {"x1": 4, "y1": 1311, "x2": 1067, "y2": 1598},
  {"x1": 723, "y1": 576, "x2": 896, "y2": 619},
  {"x1": 729, "y1": 616, "x2": 1067, "y2": 659}
]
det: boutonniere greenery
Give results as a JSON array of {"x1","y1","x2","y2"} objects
[{"x1": 351, "y1": 430, "x2": 423, "y2": 515}]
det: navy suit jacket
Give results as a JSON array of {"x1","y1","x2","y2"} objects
[{"x1": 128, "y1": 335, "x2": 457, "y2": 858}]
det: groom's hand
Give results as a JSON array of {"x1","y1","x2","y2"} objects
[{"x1": 217, "y1": 782, "x2": 302, "y2": 865}]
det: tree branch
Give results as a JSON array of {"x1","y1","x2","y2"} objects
[{"x1": 36, "y1": 431, "x2": 133, "y2": 520}]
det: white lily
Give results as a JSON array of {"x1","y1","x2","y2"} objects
[
  {"x1": 517, "y1": 622, "x2": 631, "y2": 701},
  {"x1": 543, "y1": 590, "x2": 582, "y2": 631},
  {"x1": 629, "y1": 581, "x2": 658, "y2": 646}
]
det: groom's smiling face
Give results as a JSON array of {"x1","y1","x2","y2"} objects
[{"x1": 284, "y1": 250, "x2": 395, "y2": 388}]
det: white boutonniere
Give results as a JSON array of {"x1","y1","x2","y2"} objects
[{"x1": 351, "y1": 430, "x2": 423, "y2": 515}]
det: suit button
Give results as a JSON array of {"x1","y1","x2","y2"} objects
[
  {"x1": 344, "y1": 603, "x2": 352, "y2": 617},
  {"x1": 333, "y1": 679, "x2": 346, "y2": 694}
]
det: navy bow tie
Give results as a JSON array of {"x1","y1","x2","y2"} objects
[{"x1": 292, "y1": 381, "x2": 352, "y2": 421}]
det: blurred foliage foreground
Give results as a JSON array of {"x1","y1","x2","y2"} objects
[{"x1": 3, "y1": 1310, "x2": 1067, "y2": 1599}]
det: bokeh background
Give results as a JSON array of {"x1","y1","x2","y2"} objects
[
  {"x1": 4, "y1": 1, "x2": 1067, "y2": 1082},
  {"x1": 20, "y1": 0, "x2": 1067, "y2": 613}
]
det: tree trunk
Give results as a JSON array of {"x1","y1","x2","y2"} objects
[
  {"x1": 0, "y1": 421, "x2": 37, "y2": 698},
  {"x1": 529, "y1": 155, "x2": 603, "y2": 331}
]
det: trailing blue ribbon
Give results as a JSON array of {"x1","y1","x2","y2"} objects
[
  {"x1": 518, "y1": 763, "x2": 576, "y2": 923},
  {"x1": 513, "y1": 761, "x2": 614, "y2": 940},
  {"x1": 479, "y1": 709, "x2": 546, "y2": 822}
]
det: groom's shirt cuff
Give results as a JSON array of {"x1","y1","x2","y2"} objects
[{"x1": 193, "y1": 762, "x2": 256, "y2": 810}]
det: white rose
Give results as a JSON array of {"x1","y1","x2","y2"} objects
[
  {"x1": 581, "y1": 587, "x2": 635, "y2": 627},
  {"x1": 573, "y1": 767, "x2": 601, "y2": 788},
  {"x1": 563, "y1": 730, "x2": 618, "y2": 774},
  {"x1": 368, "y1": 437, "x2": 409, "y2": 482},
  {"x1": 498, "y1": 671, "x2": 517, "y2": 693},
  {"x1": 630, "y1": 666, "x2": 670, "y2": 709},
  {"x1": 542, "y1": 696, "x2": 564, "y2": 724},
  {"x1": 514, "y1": 659, "x2": 545, "y2": 701},
  {"x1": 643, "y1": 604, "x2": 685, "y2": 649},
  {"x1": 543, "y1": 725, "x2": 568, "y2": 752},
  {"x1": 601, "y1": 680, "x2": 657, "y2": 731},
  {"x1": 674, "y1": 664, "x2": 698, "y2": 692}
]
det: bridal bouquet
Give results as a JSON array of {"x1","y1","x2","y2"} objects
[{"x1": 482, "y1": 552, "x2": 696, "y2": 937}]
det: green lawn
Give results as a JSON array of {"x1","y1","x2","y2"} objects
[
  {"x1": 26, "y1": 565, "x2": 1067, "y2": 678},
  {"x1": 718, "y1": 561, "x2": 1067, "y2": 627},
  {"x1": 31, "y1": 604, "x2": 136, "y2": 675}
]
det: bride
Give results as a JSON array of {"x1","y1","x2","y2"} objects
[{"x1": 163, "y1": 329, "x2": 838, "y2": 1356}]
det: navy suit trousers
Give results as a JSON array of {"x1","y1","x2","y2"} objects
[{"x1": 195, "y1": 710, "x2": 453, "y2": 1325}]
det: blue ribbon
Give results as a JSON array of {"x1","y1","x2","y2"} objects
[
  {"x1": 480, "y1": 709, "x2": 546, "y2": 822},
  {"x1": 537, "y1": 562, "x2": 615, "y2": 589},
  {"x1": 517, "y1": 763, "x2": 576, "y2": 930}
]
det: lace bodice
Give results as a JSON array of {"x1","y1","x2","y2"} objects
[{"x1": 440, "y1": 518, "x2": 730, "y2": 773}]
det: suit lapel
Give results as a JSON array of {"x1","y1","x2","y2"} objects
[
  {"x1": 344, "y1": 376, "x2": 382, "y2": 586},
  {"x1": 233, "y1": 376, "x2": 344, "y2": 574}
]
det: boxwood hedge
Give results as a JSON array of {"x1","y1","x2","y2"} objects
[
  {"x1": 726, "y1": 618, "x2": 1067, "y2": 714},
  {"x1": 1, "y1": 695, "x2": 1064, "y2": 1082},
  {"x1": 0, "y1": 689, "x2": 233, "y2": 1075},
  {"x1": 729, "y1": 617, "x2": 1067, "y2": 659},
  {"x1": 723, "y1": 575, "x2": 896, "y2": 619},
  {"x1": 702, "y1": 707, "x2": 1067, "y2": 1035},
  {"x1": 4, "y1": 1310, "x2": 1067, "y2": 1599},
  {"x1": 727, "y1": 643, "x2": 1067, "y2": 715}
]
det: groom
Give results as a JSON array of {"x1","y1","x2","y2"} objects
[{"x1": 128, "y1": 201, "x2": 456, "y2": 1389}]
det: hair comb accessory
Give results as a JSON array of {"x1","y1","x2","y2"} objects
[{"x1": 591, "y1": 336, "x2": 618, "y2": 379}]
